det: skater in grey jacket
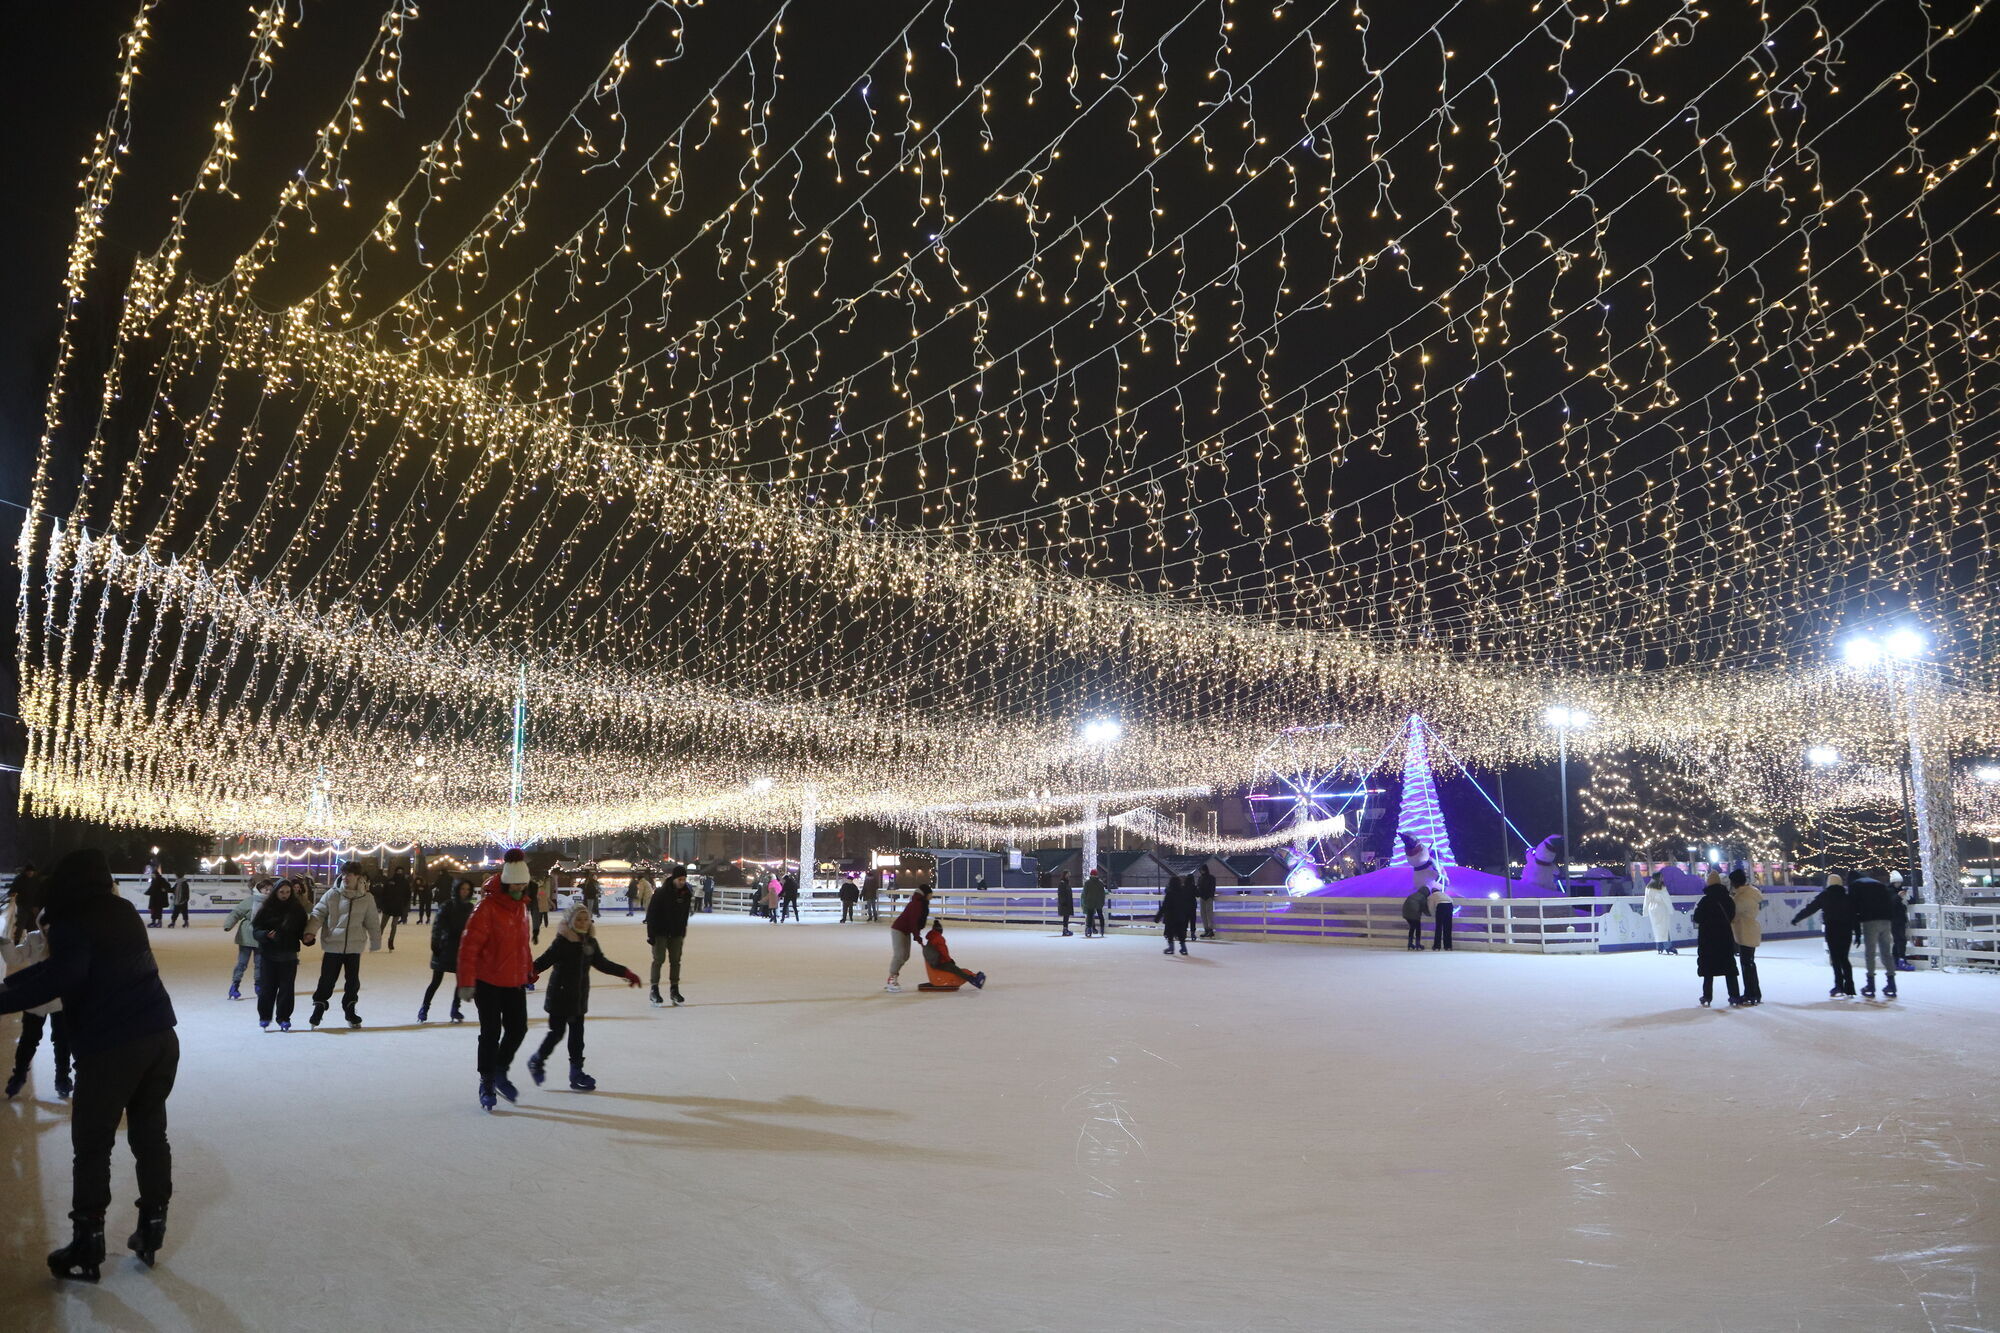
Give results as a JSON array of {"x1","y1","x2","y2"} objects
[{"x1": 305, "y1": 864, "x2": 383, "y2": 1027}]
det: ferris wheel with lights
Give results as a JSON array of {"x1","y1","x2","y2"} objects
[{"x1": 1244, "y1": 723, "x2": 1376, "y2": 892}]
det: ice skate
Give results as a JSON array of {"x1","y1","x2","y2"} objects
[
  {"x1": 450, "y1": 1007, "x2": 465, "y2": 1023},
  {"x1": 279, "y1": 1020, "x2": 292, "y2": 1031},
  {"x1": 1163, "y1": 945, "x2": 1174, "y2": 955},
  {"x1": 494, "y1": 1074, "x2": 519, "y2": 1104},
  {"x1": 1666, "y1": 947, "x2": 1679, "y2": 955},
  {"x1": 345, "y1": 1010, "x2": 363, "y2": 1027},
  {"x1": 1861, "y1": 980, "x2": 1876, "y2": 999},
  {"x1": 4, "y1": 1069, "x2": 24, "y2": 1098},
  {"x1": 671, "y1": 988, "x2": 684, "y2": 1005},
  {"x1": 478, "y1": 1078, "x2": 497, "y2": 1112},
  {"x1": 47, "y1": 1214, "x2": 105, "y2": 1283},
  {"x1": 649, "y1": 987, "x2": 663, "y2": 1007},
  {"x1": 569, "y1": 1064, "x2": 597, "y2": 1092},
  {"x1": 1179, "y1": 943, "x2": 1189, "y2": 955},
  {"x1": 1884, "y1": 981, "x2": 1898, "y2": 998},
  {"x1": 970, "y1": 972, "x2": 986, "y2": 989},
  {"x1": 127, "y1": 1202, "x2": 168, "y2": 1267},
  {"x1": 883, "y1": 978, "x2": 901, "y2": 992},
  {"x1": 1896, "y1": 958, "x2": 1915, "y2": 972},
  {"x1": 309, "y1": 1001, "x2": 326, "y2": 1027},
  {"x1": 228, "y1": 983, "x2": 242, "y2": 1000},
  {"x1": 526, "y1": 1051, "x2": 547, "y2": 1086},
  {"x1": 259, "y1": 1018, "x2": 270, "y2": 1030},
  {"x1": 53, "y1": 1069, "x2": 70, "y2": 1098},
  {"x1": 1699, "y1": 995, "x2": 1710, "y2": 1007}
]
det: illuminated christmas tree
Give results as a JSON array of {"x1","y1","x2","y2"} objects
[{"x1": 1396, "y1": 714, "x2": 1459, "y2": 869}]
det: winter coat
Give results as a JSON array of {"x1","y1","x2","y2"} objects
[
  {"x1": 1082, "y1": 874, "x2": 1107, "y2": 913},
  {"x1": 171, "y1": 878, "x2": 191, "y2": 907},
  {"x1": 1730, "y1": 883, "x2": 1764, "y2": 948},
  {"x1": 1426, "y1": 887, "x2": 1454, "y2": 917},
  {"x1": 222, "y1": 892, "x2": 265, "y2": 948},
  {"x1": 0, "y1": 928, "x2": 62, "y2": 1015},
  {"x1": 1155, "y1": 877, "x2": 1197, "y2": 930},
  {"x1": 1691, "y1": 885, "x2": 1738, "y2": 977},
  {"x1": 860, "y1": 875, "x2": 880, "y2": 904},
  {"x1": 7, "y1": 871, "x2": 44, "y2": 927},
  {"x1": 1848, "y1": 877, "x2": 1896, "y2": 923},
  {"x1": 1195, "y1": 868, "x2": 1217, "y2": 901},
  {"x1": 780, "y1": 874, "x2": 800, "y2": 902},
  {"x1": 1792, "y1": 885, "x2": 1854, "y2": 933},
  {"x1": 251, "y1": 894, "x2": 310, "y2": 961},
  {"x1": 1401, "y1": 888, "x2": 1430, "y2": 924},
  {"x1": 532, "y1": 928, "x2": 637, "y2": 1017},
  {"x1": 891, "y1": 889, "x2": 932, "y2": 936},
  {"x1": 534, "y1": 882, "x2": 554, "y2": 913},
  {"x1": 645, "y1": 882, "x2": 694, "y2": 940},
  {"x1": 375, "y1": 875, "x2": 411, "y2": 918},
  {"x1": 429, "y1": 894, "x2": 475, "y2": 973},
  {"x1": 456, "y1": 884, "x2": 535, "y2": 989},
  {"x1": 0, "y1": 887, "x2": 175, "y2": 1057},
  {"x1": 838, "y1": 882, "x2": 859, "y2": 905},
  {"x1": 1642, "y1": 884, "x2": 1675, "y2": 942},
  {"x1": 1056, "y1": 877, "x2": 1074, "y2": 917},
  {"x1": 309, "y1": 886, "x2": 383, "y2": 954},
  {"x1": 146, "y1": 878, "x2": 170, "y2": 910}
]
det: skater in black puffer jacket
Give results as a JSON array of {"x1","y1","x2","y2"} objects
[
  {"x1": 1792, "y1": 875, "x2": 1856, "y2": 997},
  {"x1": 527, "y1": 906, "x2": 641, "y2": 1091},
  {"x1": 420, "y1": 882, "x2": 477, "y2": 1024},
  {"x1": 1690, "y1": 872, "x2": 1742, "y2": 1008}
]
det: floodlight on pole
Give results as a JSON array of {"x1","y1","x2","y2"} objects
[
  {"x1": 1806, "y1": 745, "x2": 1841, "y2": 767},
  {"x1": 1842, "y1": 634, "x2": 1884, "y2": 668},
  {"x1": 749, "y1": 776, "x2": 774, "y2": 793},
  {"x1": 1542, "y1": 705, "x2": 1591, "y2": 887},
  {"x1": 1081, "y1": 718, "x2": 1123, "y2": 746},
  {"x1": 1975, "y1": 764, "x2": 2000, "y2": 784},
  {"x1": 1884, "y1": 626, "x2": 1929, "y2": 660}
]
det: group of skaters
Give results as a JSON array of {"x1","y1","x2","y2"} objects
[
  {"x1": 1645, "y1": 866, "x2": 1916, "y2": 1006},
  {"x1": 1048, "y1": 865, "x2": 1220, "y2": 946}
]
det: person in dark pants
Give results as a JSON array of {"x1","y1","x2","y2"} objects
[
  {"x1": 305, "y1": 863, "x2": 383, "y2": 1027},
  {"x1": 0, "y1": 848, "x2": 179, "y2": 1281},
  {"x1": 166, "y1": 877, "x2": 191, "y2": 929},
  {"x1": 378, "y1": 870, "x2": 412, "y2": 950},
  {"x1": 1692, "y1": 871, "x2": 1743, "y2": 1007},
  {"x1": 1401, "y1": 886, "x2": 1428, "y2": 950},
  {"x1": 1156, "y1": 874, "x2": 1196, "y2": 955},
  {"x1": 645, "y1": 868, "x2": 694, "y2": 1006},
  {"x1": 251, "y1": 880, "x2": 310, "y2": 1030},
  {"x1": 780, "y1": 871, "x2": 801, "y2": 922},
  {"x1": 527, "y1": 905, "x2": 642, "y2": 1090},
  {"x1": 1082, "y1": 869, "x2": 1108, "y2": 938},
  {"x1": 1847, "y1": 873, "x2": 1899, "y2": 1000},
  {"x1": 862, "y1": 871, "x2": 881, "y2": 922},
  {"x1": 414, "y1": 875, "x2": 434, "y2": 925},
  {"x1": 838, "y1": 877, "x2": 859, "y2": 922},
  {"x1": 144, "y1": 874, "x2": 169, "y2": 929},
  {"x1": 1429, "y1": 881, "x2": 1455, "y2": 951},
  {"x1": 3, "y1": 904, "x2": 72, "y2": 1098},
  {"x1": 1728, "y1": 867, "x2": 1763, "y2": 1006},
  {"x1": 1792, "y1": 874, "x2": 1856, "y2": 997},
  {"x1": 1056, "y1": 871, "x2": 1074, "y2": 936},
  {"x1": 420, "y1": 881, "x2": 476, "y2": 1023},
  {"x1": 456, "y1": 849, "x2": 536, "y2": 1111},
  {"x1": 1891, "y1": 882, "x2": 1913, "y2": 971},
  {"x1": 1195, "y1": 865, "x2": 1219, "y2": 938}
]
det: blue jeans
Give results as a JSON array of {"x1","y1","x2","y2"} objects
[{"x1": 231, "y1": 945, "x2": 261, "y2": 989}]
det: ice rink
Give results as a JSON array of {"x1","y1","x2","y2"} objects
[{"x1": 2, "y1": 913, "x2": 1994, "y2": 1332}]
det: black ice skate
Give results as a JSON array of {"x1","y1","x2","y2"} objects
[
  {"x1": 526, "y1": 1052, "x2": 547, "y2": 1086},
  {"x1": 345, "y1": 1010, "x2": 363, "y2": 1027},
  {"x1": 479, "y1": 1078, "x2": 497, "y2": 1112},
  {"x1": 309, "y1": 1001, "x2": 326, "y2": 1027},
  {"x1": 671, "y1": 988, "x2": 684, "y2": 1004},
  {"x1": 1861, "y1": 980, "x2": 1877, "y2": 999},
  {"x1": 569, "y1": 1063, "x2": 597, "y2": 1092},
  {"x1": 4, "y1": 1069, "x2": 24, "y2": 1098},
  {"x1": 649, "y1": 987, "x2": 663, "y2": 1007},
  {"x1": 417, "y1": 1004, "x2": 430, "y2": 1023},
  {"x1": 1884, "y1": 981, "x2": 1898, "y2": 998},
  {"x1": 47, "y1": 1213, "x2": 105, "y2": 1282},
  {"x1": 127, "y1": 1201, "x2": 168, "y2": 1267},
  {"x1": 53, "y1": 1069, "x2": 70, "y2": 1099},
  {"x1": 494, "y1": 1074, "x2": 519, "y2": 1104}
]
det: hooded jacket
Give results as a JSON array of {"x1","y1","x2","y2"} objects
[
  {"x1": 252, "y1": 892, "x2": 310, "y2": 960},
  {"x1": 429, "y1": 891, "x2": 477, "y2": 973},
  {"x1": 1155, "y1": 876, "x2": 1196, "y2": 930},
  {"x1": 1691, "y1": 880, "x2": 1739, "y2": 977},
  {"x1": 1792, "y1": 882, "x2": 1854, "y2": 932},
  {"x1": 532, "y1": 916, "x2": 638, "y2": 1017},
  {"x1": 1056, "y1": 875, "x2": 1074, "y2": 917},
  {"x1": 456, "y1": 880, "x2": 535, "y2": 989},
  {"x1": 1081, "y1": 873, "x2": 1107, "y2": 913},
  {"x1": 1642, "y1": 881, "x2": 1675, "y2": 938},
  {"x1": 892, "y1": 887, "x2": 933, "y2": 936},
  {"x1": 0, "y1": 852, "x2": 176, "y2": 1056},
  {"x1": 310, "y1": 884, "x2": 383, "y2": 954},
  {"x1": 222, "y1": 891, "x2": 266, "y2": 948}
]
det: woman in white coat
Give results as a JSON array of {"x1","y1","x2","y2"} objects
[{"x1": 1642, "y1": 872, "x2": 1678, "y2": 954}]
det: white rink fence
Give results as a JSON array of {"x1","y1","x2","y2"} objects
[{"x1": 2, "y1": 874, "x2": 1994, "y2": 968}]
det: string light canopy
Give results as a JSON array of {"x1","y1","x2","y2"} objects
[{"x1": 18, "y1": 0, "x2": 2000, "y2": 846}]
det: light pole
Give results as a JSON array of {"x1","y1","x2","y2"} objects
[
  {"x1": 1542, "y1": 706, "x2": 1590, "y2": 887},
  {"x1": 1078, "y1": 718, "x2": 1121, "y2": 880},
  {"x1": 1843, "y1": 625, "x2": 1960, "y2": 910}
]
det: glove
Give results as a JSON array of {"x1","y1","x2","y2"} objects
[
  {"x1": 456, "y1": 986, "x2": 475, "y2": 1003},
  {"x1": 624, "y1": 971, "x2": 642, "y2": 987}
]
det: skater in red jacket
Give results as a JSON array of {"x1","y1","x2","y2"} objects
[
  {"x1": 456, "y1": 849, "x2": 536, "y2": 1112},
  {"x1": 919, "y1": 920, "x2": 986, "y2": 991}
]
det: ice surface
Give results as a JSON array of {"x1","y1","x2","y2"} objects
[{"x1": 2, "y1": 916, "x2": 1995, "y2": 1332}]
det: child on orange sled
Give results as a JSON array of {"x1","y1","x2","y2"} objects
[{"x1": 918, "y1": 919, "x2": 986, "y2": 991}]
